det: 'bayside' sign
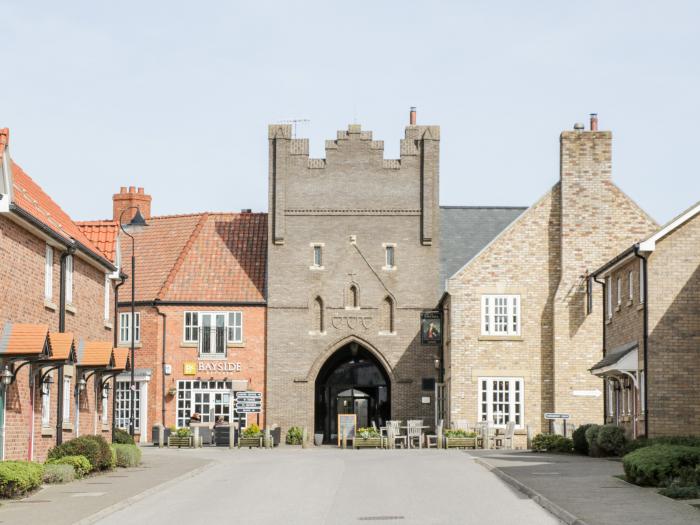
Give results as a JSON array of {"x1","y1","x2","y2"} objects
[{"x1": 183, "y1": 361, "x2": 242, "y2": 375}]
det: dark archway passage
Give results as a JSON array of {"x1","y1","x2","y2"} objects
[{"x1": 314, "y1": 342, "x2": 390, "y2": 442}]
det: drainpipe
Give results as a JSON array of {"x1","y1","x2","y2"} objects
[
  {"x1": 57, "y1": 243, "x2": 76, "y2": 446},
  {"x1": 112, "y1": 274, "x2": 126, "y2": 439},
  {"x1": 153, "y1": 303, "x2": 167, "y2": 428},
  {"x1": 633, "y1": 246, "x2": 649, "y2": 438},
  {"x1": 593, "y1": 275, "x2": 607, "y2": 422}
]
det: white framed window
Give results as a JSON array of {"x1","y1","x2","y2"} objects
[
  {"x1": 312, "y1": 244, "x2": 323, "y2": 268},
  {"x1": 101, "y1": 387, "x2": 109, "y2": 425},
  {"x1": 104, "y1": 276, "x2": 110, "y2": 321},
  {"x1": 44, "y1": 244, "x2": 53, "y2": 300},
  {"x1": 115, "y1": 380, "x2": 140, "y2": 431},
  {"x1": 478, "y1": 377, "x2": 524, "y2": 428},
  {"x1": 383, "y1": 244, "x2": 396, "y2": 270},
  {"x1": 628, "y1": 271, "x2": 634, "y2": 302},
  {"x1": 481, "y1": 295, "x2": 520, "y2": 336},
  {"x1": 41, "y1": 381, "x2": 51, "y2": 427},
  {"x1": 607, "y1": 380, "x2": 614, "y2": 417},
  {"x1": 183, "y1": 311, "x2": 199, "y2": 343},
  {"x1": 63, "y1": 376, "x2": 71, "y2": 420},
  {"x1": 639, "y1": 261, "x2": 645, "y2": 303},
  {"x1": 176, "y1": 380, "x2": 245, "y2": 428},
  {"x1": 606, "y1": 277, "x2": 612, "y2": 319},
  {"x1": 227, "y1": 312, "x2": 242, "y2": 343},
  {"x1": 616, "y1": 277, "x2": 622, "y2": 307},
  {"x1": 65, "y1": 254, "x2": 73, "y2": 304},
  {"x1": 119, "y1": 312, "x2": 140, "y2": 344}
]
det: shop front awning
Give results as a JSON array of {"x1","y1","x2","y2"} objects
[
  {"x1": 590, "y1": 342, "x2": 638, "y2": 377},
  {"x1": 0, "y1": 323, "x2": 51, "y2": 360}
]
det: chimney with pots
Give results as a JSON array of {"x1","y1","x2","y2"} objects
[
  {"x1": 590, "y1": 113, "x2": 598, "y2": 131},
  {"x1": 409, "y1": 106, "x2": 416, "y2": 125},
  {"x1": 112, "y1": 187, "x2": 152, "y2": 222}
]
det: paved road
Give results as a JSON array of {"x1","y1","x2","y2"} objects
[{"x1": 97, "y1": 447, "x2": 559, "y2": 525}]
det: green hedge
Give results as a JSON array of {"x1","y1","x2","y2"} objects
[
  {"x1": 623, "y1": 445, "x2": 700, "y2": 487},
  {"x1": 113, "y1": 428, "x2": 135, "y2": 445},
  {"x1": 0, "y1": 461, "x2": 44, "y2": 498},
  {"x1": 659, "y1": 483, "x2": 700, "y2": 500},
  {"x1": 111, "y1": 444, "x2": 142, "y2": 468},
  {"x1": 286, "y1": 426, "x2": 303, "y2": 445},
  {"x1": 585, "y1": 424, "x2": 602, "y2": 457},
  {"x1": 572, "y1": 424, "x2": 593, "y2": 455},
  {"x1": 43, "y1": 464, "x2": 75, "y2": 484},
  {"x1": 48, "y1": 435, "x2": 113, "y2": 471},
  {"x1": 531, "y1": 434, "x2": 573, "y2": 453},
  {"x1": 596, "y1": 425, "x2": 626, "y2": 456},
  {"x1": 47, "y1": 455, "x2": 91, "y2": 478},
  {"x1": 625, "y1": 436, "x2": 700, "y2": 455}
]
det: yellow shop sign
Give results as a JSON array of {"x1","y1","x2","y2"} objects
[{"x1": 183, "y1": 361, "x2": 197, "y2": 375}]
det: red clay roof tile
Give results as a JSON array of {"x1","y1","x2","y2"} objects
[
  {"x1": 76, "y1": 341, "x2": 114, "y2": 368},
  {"x1": 0, "y1": 323, "x2": 50, "y2": 356},
  {"x1": 47, "y1": 332, "x2": 76, "y2": 362},
  {"x1": 77, "y1": 221, "x2": 119, "y2": 263}
]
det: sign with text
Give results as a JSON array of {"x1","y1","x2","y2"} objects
[
  {"x1": 337, "y1": 414, "x2": 356, "y2": 446},
  {"x1": 544, "y1": 413, "x2": 570, "y2": 420},
  {"x1": 421, "y1": 311, "x2": 442, "y2": 345},
  {"x1": 235, "y1": 391, "x2": 262, "y2": 414},
  {"x1": 183, "y1": 362, "x2": 197, "y2": 376}
]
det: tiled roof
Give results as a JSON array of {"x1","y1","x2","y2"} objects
[
  {"x1": 119, "y1": 212, "x2": 267, "y2": 303},
  {"x1": 47, "y1": 332, "x2": 76, "y2": 362},
  {"x1": 440, "y1": 206, "x2": 527, "y2": 289},
  {"x1": 77, "y1": 220, "x2": 119, "y2": 263},
  {"x1": 77, "y1": 341, "x2": 114, "y2": 368},
  {"x1": 0, "y1": 323, "x2": 50, "y2": 356},
  {"x1": 112, "y1": 347, "x2": 130, "y2": 371},
  {"x1": 1, "y1": 127, "x2": 112, "y2": 267}
]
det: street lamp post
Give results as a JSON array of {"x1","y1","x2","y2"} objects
[{"x1": 119, "y1": 206, "x2": 148, "y2": 437}]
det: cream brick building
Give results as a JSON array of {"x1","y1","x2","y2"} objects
[{"x1": 443, "y1": 119, "x2": 658, "y2": 435}]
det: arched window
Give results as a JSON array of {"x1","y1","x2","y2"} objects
[
  {"x1": 313, "y1": 296, "x2": 324, "y2": 333},
  {"x1": 347, "y1": 284, "x2": 359, "y2": 309},
  {"x1": 380, "y1": 296, "x2": 394, "y2": 333}
]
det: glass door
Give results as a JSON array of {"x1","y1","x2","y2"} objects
[{"x1": 200, "y1": 313, "x2": 226, "y2": 355}]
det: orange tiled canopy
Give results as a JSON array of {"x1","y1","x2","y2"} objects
[
  {"x1": 111, "y1": 347, "x2": 130, "y2": 372},
  {"x1": 47, "y1": 332, "x2": 76, "y2": 362},
  {"x1": 76, "y1": 340, "x2": 114, "y2": 368},
  {"x1": 0, "y1": 323, "x2": 50, "y2": 357}
]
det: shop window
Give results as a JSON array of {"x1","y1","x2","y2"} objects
[
  {"x1": 478, "y1": 377, "x2": 523, "y2": 428},
  {"x1": 481, "y1": 295, "x2": 520, "y2": 336},
  {"x1": 115, "y1": 380, "x2": 140, "y2": 431}
]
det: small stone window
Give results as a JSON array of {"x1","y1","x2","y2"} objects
[
  {"x1": 380, "y1": 296, "x2": 395, "y2": 333},
  {"x1": 346, "y1": 284, "x2": 360, "y2": 309},
  {"x1": 313, "y1": 296, "x2": 324, "y2": 333}
]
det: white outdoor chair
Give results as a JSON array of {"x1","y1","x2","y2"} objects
[
  {"x1": 406, "y1": 420, "x2": 423, "y2": 449},
  {"x1": 496, "y1": 421, "x2": 516, "y2": 449},
  {"x1": 386, "y1": 420, "x2": 407, "y2": 449},
  {"x1": 426, "y1": 419, "x2": 443, "y2": 448}
]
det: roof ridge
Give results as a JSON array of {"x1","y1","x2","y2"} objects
[
  {"x1": 76, "y1": 219, "x2": 118, "y2": 226},
  {"x1": 440, "y1": 205, "x2": 529, "y2": 210},
  {"x1": 156, "y1": 212, "x2": 210, "y2": 300}
]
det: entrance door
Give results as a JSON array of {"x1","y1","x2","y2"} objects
[{"x1": 199, "y1": 313, "x2": 226, "y2": 355}]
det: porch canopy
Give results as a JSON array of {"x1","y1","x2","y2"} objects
[
  {"x1": 590, "y1": 341, "x2": 638, "y2": 382},
  {"x1": 46, "y1": 333, "x2": 77, "y2": 364},
  {"x1": 0, "y1": 323, "x2": 51, "y2": 360}
]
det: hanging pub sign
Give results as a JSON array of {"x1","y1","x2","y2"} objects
[{"x1": 421, "y1": 311, "x2": 442, "y2": 345}]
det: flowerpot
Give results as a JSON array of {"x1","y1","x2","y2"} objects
[
  {"x1": 354, "y1": 437, "x2": 383, "y2": 449},
  {"x1": 314, "y1": 433, "x2": 324, "y2": 446},
  {"x1": 239, "y1": 436, "x2": 263, "y2": 448},
  {"x1": 445, "y1": 437, "x2": 477, "y2": 449}
]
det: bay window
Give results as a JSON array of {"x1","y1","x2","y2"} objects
[
  {"x1": 478, "y1": 377, "x2": 524, "y2": 427},
  {"x1": 481, "y1": 295, "x2": 520, "y2": 336}
]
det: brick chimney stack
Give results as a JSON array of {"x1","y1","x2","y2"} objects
[
  {"x1": 409, "y1": 106, "x2": 417, "y2": 125},
  {"x1": 590, "y1": 113, "x2": 598, "y2": 131},
  {"x1": 112, "y1": 186, "x2": 152, "y2": 222}
]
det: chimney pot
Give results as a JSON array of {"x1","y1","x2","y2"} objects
[
  {"x1": 128, "y1": 186, "x2": 136, "y2": 193},
  {"x1": 137, "y1": 187, "x2": 144, "y2": 194},
  {"x1": 120, "y1": 186, "x2": 127, "y2": 193},
  {"x1": 590, "y1": 113, "x2": 599, "y2": 131},
  {"x1": 574, "y1": 122, "x2": 585, "y2": 131},
  {"x1": 241, "y1": 208, "x2": 252, "y2": 213},
  {"x1": 409, "y1": 106, "x2": 416, "y2": 126}
]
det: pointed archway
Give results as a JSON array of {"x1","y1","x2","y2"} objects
[{"x1": 314, "y1": 341, "x2": 391, "y2": 442}]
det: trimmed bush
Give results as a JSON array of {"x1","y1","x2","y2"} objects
[
  {"x1": 47, "y1": 455, "x2": 91, "y2": 478},
  {"x1": 624, "y1": 436, "x2": 700, "y2": 455},
  {"x1": 286, "y1": 426, "x2": 303, "y2": 445},
  {"x1": 48, "y1": 435, "x2": 113, "y2": 471},
  {"x1": 596, "y1": 424, "x2": 626, "y2": 456},
  {"x1": 43, "y1": 464, "x2": 75, "y2": 484},
  {"x1": 585, "y1": 424, "x2": 602, "y2": 457},
  {"x1": 573, "y1": 424, "x2": 593, "y2": 455},
  {"x1": 532, "y1": 434, "x2": 573, "y2": 453},
  {"x1": 659, "y1": 483, "x2": 700, "y2": 500},
  {"x1": 113, "y1": 428, "x2": 135, "y2": 445},
  {"x1": 0, "y1": 461, "x2": 44, "y2": 498},
  {"x1": 111, "y1": 444, "x2": 142, "y2": 468},
  {"x1": 623, "y1": 445, "x2": 700, "y2": 487}
]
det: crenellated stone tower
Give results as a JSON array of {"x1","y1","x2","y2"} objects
[{"x1": 266, "y1": 121, "x2": 441, "y2": 440}]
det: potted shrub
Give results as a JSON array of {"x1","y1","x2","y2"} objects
[
  {"x1": 286, "y1": 426, "x2": 304, "y2": 446},
  {"x1": 239, "y1": 423, "x2": 263, "y2": 448},
  {"x1": 168, "y1": 427, "x2": 193, "y2": 448},
  {"x1": 354, "y1": 427, "x2": 383, "y2": 449},
  {"x1": 444, "y1": 429, "x2": 478, "y2": 449}
]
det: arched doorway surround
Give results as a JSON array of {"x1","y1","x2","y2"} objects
[{"x1": 314, "y1": 340, "x2": 391, "y2": 443}]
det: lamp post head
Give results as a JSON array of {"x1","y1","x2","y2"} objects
[
  {"x1": 0, "y1": 367, "x2": 13, "y2": 387},
  {"x1": 124, "y1": 207, "x2": 148, "y2": 233},
  {"x1": 78, "y1": 377, "x2": 87, "y2": 392}
]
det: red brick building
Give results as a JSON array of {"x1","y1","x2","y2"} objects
[
  {"x1": 82, "y1": 189, "x2": 267, "y2": 442},
  {"x1": 0, "y1": 128, "x2": 122, "y2": 461}
]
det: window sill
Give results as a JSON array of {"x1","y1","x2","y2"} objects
[
  {"x1": 118, "y1": 342, "x2": 142, "y2": 348},
  {"x1": 41, "y1": 427, "x2": 55, "y2": 437},
  {"x1": 198, "y1": 354, "x2": 228, "y2": 360},
  {"x1": 181, "y1": 342, "x2": 198, "y2": 348},
  {"x1": 62, "y1": 422, "x2": 74, "y2": 431},
  {"x1": 44, "y1": 299, "x2": 57, "y2": 311},
  {"x1": 66, "y1": 304, "x2": 77, "y2": 315},
  {"x1": 104, "y1": 321, "x2": 113, "y2": 330},
  {"x1": 382, "y1": 266, "x2": 396, "y2": 271},
  {"x1": 227, "y1": 342, "x2": 245, "y2": 348},
  {"x1": 478, "y1": 335, "x2": 523, "y2": 342},
  {"x1": 637, "y1": 304, "x2": 645, "y2": 311},
  {"x1": 101, "y1": 424, "x2": 110, "y2": 432},
  {"x1": 309, "y1": 266, "x2": 325, "y2": 271}
]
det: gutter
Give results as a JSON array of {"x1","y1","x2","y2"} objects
[
  {"x1": 589, "y1": 245, "x2": 636, "y2": 278},
  {"x1": 10, "y1": 204, "x2": 117, "y2": 272},
  {"x1": 117, "y1": 300, "x2": 266, "y2": 308},
  {"x1": 152, "y1": 302, "x2": 167, "y2": 428},
  {"x1": 633, "y1": 245, "x2": 649, "y2": 437}
]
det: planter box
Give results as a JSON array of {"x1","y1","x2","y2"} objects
[
  {"x1": 168, "y1": 435, "x2": 192, "y2": 448},
  {"x1": 239, "y1": 436, "x2": 263, "y2": 448},
  {"x1": 445, "y1": 437, "x2": 478, "y2": 449},
  {"x1": 354, "y1": 437, "x2": 383, "y2": 449}
]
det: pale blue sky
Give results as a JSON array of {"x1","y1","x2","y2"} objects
[{"x1": 2, "y1": 1, "x2": 699, "y2": 224}]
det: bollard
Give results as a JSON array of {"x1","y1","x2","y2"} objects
[
  {"x1": 301, "y1": 427, "x2": 309, "y2": 449},
  {"x1": 192, "y1": 426, "x2": 200, "y2": 448},
  {"x1": 387, "y1": 425, "x2": 394, "y2": 450},
  {"x1": 264, "y1": 428, "x2": 271, "y2": 449},
  {"x1": 158, "y1": 424, "x2": 164, "y2": 449},
  {"x1": 526, "y1": 424, "x2": 533, "y2": 450},
  {"x1": 229, "y1": 423, "x2": 235, "y2": 449}
]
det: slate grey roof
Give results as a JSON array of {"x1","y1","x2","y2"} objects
[
  {"x1": 440, "y1": 206, "x2": 526, "y2": 290},
  {"x1": 590, "y1": 341, "x2": 638, "y2": 371}
]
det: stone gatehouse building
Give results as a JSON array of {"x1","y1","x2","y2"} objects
[{"x1": 266, "y1": 122, "x2": 442, "y2": 441}]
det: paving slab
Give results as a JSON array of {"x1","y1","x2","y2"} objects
[
  {"x1": 470, "y1": 450, "x2": 700, "y2": 525},
  {"x1": 0, "y1": 447, "x2": 212, "y2": 525}
]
